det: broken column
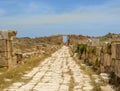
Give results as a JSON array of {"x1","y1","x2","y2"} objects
[
  {"x1": 112, "y1": 41, "x2": 120, "y2": 78},
  {"x1": 100, "y1": 42, "x2": 112, "y2": 73},
  {"x1": 0, "y1": 30, "x2": 17, "y2": 68}
]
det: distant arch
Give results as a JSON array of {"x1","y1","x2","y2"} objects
[{"x1": 63, "y1": 35, "x2": 68, "y2": 43}]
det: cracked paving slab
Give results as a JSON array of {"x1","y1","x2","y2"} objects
[{"x1": 4, "y1": 46, "x2": 99, "y2": 91}]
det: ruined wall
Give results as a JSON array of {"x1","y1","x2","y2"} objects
[
  {"x1": 13, "y1": 35, "x2": 62, "y2": 64},
  {"x1": 0, "y1": 30, "x2": 17, "y2": 68},
  {"x1": 111, "y1": 42, "x2": 120, "y2": 78},
  {"x1": 99, "y1": 42, "x2": 112, "y2": 73},
  {"x1": 75, "y1": 38, "x2": 120, "y2": 84},
  {"x1": 48, "y1": 35, "x2": 63, "y2": 45},
  {"x1": 67, "y1": 35, "x2": 88, "y2": 54},
  {"x1": 68, "y1": 35, "x2": 88, "y2": 45}
]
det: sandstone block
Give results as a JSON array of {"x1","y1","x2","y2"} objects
[
  {"x1": 115, "y1": 60, "x2": 120, "y2": 77},
  {"x1": 100, "y1": 85, "x2": 114, "y2": 91}
]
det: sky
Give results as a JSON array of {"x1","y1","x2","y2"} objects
[{"x1": 0, "y1": 0, "x2": 120, "y2": 37}]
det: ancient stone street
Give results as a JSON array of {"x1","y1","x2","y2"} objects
[{"x1": 4, "y1": 46, "x2": 100, "y2": 91}]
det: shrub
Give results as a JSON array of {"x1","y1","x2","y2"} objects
[{"x1": 76, "y1": 44, "x2": 87, "y2": 54}]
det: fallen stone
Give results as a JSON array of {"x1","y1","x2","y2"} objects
[
  {"x1": 12, "y1": 82, "x2": 24, "y2": 87},
  {"x1": 4, "y1": 78, "x2": 12, "y2": 82},
  {"x1": 100, "y1": 85, "x2": 114, "y2": 91},
  {"x1": 83, "y1": 86, "x2": 93, "y2": 91}
]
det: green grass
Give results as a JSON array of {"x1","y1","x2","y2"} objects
[
  {"x1": 0, "y1": 68, "x2": 7, "y2": 72},
  {"x1": 99, "y1": 37, "x2": 108, "y2": 41}
]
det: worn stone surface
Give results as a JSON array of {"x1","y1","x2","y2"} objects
[
  {"x1": 0, "y1": 40, "x2": 7, "y2": 51},
  {"x1": 0, "y1": 30, "x2": 17, "y2": 68},
  {"x1": 0, "y1": 31, "x2": 8, "y2": 39},
  {"x1": 116, "y1": 44, "x2": 120, "y2": 59},
  {"x1": 4, "y1": 46, "x2": 94, "y2": 91},
  {"x1": 103, "y1": 54, "x2": 111, "y2": 66},
  {"x1": 100, "y1": 85, "x2": 114, "y2": 91},
  {"x1": 115, "y1": 60, "x2": 120, "y2": 77},
  {"x1": 111, "y1": 43, "x2": 116, "y2": 59},
  {"x1": 4, "y1": 46, "x2": 115, "y2": 91},
  {"x1": 88, "y1": 38, "x2": 100, "y2": 46},
  {"x1": 111, "y1": 42, "x2": 120, "y2": 77},
  {"x1": 112, "y1": 42, "x2": 120, "y2": 60}
]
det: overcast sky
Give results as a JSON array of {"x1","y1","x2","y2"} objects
[{"x1": 0, "y1": 0, "x2": 120, "y2": 37}]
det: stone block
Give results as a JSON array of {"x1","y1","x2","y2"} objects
[
  {"x1": 0, "y1": 30, "x2": 17, "y2": 68},
  {"x1": 0, "y1": 54, "x2": 7, "y2": 66},
  {"x1": 111, "y1": 44, "x2": 116, "y2": 59},
  {"x1": 89, "y1": 38, "x2": 99, "y2": 46},
  {"x1": 0, "y1": 31, "x2": 8, "y2": 39},
  {"x1": 112, "y1": 43, "x2": 120, "y2": 60},
  {"x1": 0, "y1": 52, "x2": 6, "y2": 57},
  {"x1": 0, "y1": 40, "x2": 7, "y2": 51},
  {"x1": 96, "y1": 47, "x2": 102, "y2": 56},
  {"x1": 103, "y1": 54, "x2": 111, "y2": 66},
  {"x1": 100, "y1": 85, "x2": 114, "y2": 91},
  {"x1": 115, "y1": 60, "x2": 120, "y2": 77},
  {"x1": 116, "y1": 44, "x2": 120, "y2": 59},
  {"x1": 0, "y1": 30, "x2": 16, "y2": 40}
]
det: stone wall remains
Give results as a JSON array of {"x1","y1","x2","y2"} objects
[{"x1": 0, "y1": 30, "x2": 17, "y2": 68}]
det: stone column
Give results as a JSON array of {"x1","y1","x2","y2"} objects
[{"x1": 0, "y1": 30, "x2": 17, "y2": 69}]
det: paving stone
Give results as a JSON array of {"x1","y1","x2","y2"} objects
[
  {"x1": 100, "y1": 85, "x2": 114, "y2": 91},
  {"x1": 59, "y1": 85, "x2": 69, "y2": 91},
  {"x1": 12, "y1": 82, "x2": 24, "y2": 87},
  {"x1": 4, "y1": 46, "x2": 112, "y2": 91},
  {"x1": 74, "y1": 89, "x2": 83, "y2": 91},
  {"x1": 83, "y1": 86, "x2": 93, "y2": 91},
  {"x1": 74, "y1": 85, "x2": 82, "y2": 89},
  {"x1": 6, "y1": 88, "x2": 17, "y2": 91}
]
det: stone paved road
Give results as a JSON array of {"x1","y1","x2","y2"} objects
[{"x1": 4, "y1": 46, "x2": 94, "y2": 91}]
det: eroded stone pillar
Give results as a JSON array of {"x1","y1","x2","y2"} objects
[
  {"x1": 0, "y1": 30, "x2": 17, "y2": 69},
  {"x1": 112, "y1": 41, "x2": 120, "y2": 78}
]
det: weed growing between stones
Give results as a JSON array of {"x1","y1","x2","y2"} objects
[{"x1": 0, "y1": 55, "x2": 48, "y2": 90}]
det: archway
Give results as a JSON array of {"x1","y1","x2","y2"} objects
[{"x1": 62, "y1": 35, "x2": 68, "y2": 43}]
